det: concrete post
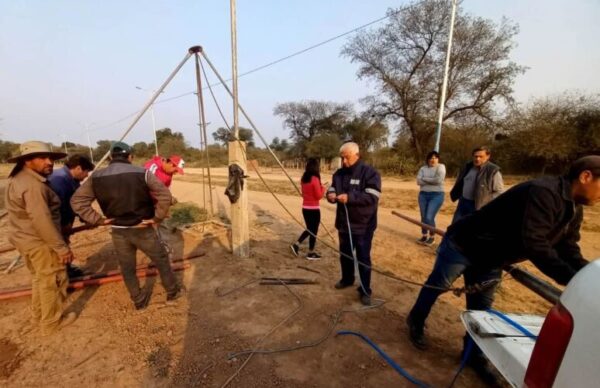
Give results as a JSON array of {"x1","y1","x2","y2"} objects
[{"x1": 229, "y1": 140, "x2": 250, "y2": 257}]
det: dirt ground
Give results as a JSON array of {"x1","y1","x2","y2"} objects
[{"x1": 0, "y1": 170, "x2": 599, "y2": 388}]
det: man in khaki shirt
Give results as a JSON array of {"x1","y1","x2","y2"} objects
[{"x1": 5, "y1": 141, "x2": 77, "y2": 335}]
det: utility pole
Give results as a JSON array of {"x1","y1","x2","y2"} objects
[
  {"x1": 229, "y1": 0, "x2": 249, "y2": 257},
  {"x1": 85, "y1": 125, "x2": 95, "y2": 163},
  {"x1": 433, "y1": 0, "x2": 458, "y2": 153}
]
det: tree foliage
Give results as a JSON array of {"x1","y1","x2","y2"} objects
[
  {"x1": 342, "y1": 0, "x2": 525, "y2": 159},
  {"x1": 211, "y1": 127, "x2": 255, "y2": 147}
]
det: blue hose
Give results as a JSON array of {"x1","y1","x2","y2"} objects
[
  {"x1": 487, "y1": 309, "x2": 538, "y2": 339},
  {"x1": 336, "y1": 330, "x2": 430, "y2": 387}
]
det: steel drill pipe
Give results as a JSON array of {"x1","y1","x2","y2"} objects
[
  {"x1": 391, "y1": 210, "x2": 561, "y2": 304},
  {"x1": 0, "y1": 260, "x2": 195, "y2": 301}
]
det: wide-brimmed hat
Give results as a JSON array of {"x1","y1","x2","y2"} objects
[{"x1": 7, "y1": 141, "x2": 67, "y2": 163}]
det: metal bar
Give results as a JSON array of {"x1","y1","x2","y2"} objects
[
  {"x1": 95, "y1": 51, "x2": 193, "y2": 167},
  {"x1": 194, "y1": 52, "x2": 214, "y2": 216},
  {"x1": 230, "y1": 0, "x2": 239, "y2": 139},
  {"x1": 390, "y1": 210, "x2": 561, "y2": 304}
]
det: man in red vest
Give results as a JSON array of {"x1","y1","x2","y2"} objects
[{"x1": 144, "y1": 155, "x2": 185, "y2": 188}]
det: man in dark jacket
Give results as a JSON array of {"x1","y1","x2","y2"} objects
[
  {"x1": 71, "y1": 141, "x2": 182, "y2": 310},
  {"x1": 48, "y1": 154, "x2": 95, "y2": 278},
  {"x1": 327, "y1": 142, "x2": 381, "y2": 306},
  {"x1": 406, "y1": 155, "x2": 600, "y2": 381},
  {"x1": 450, "y1": 146, "x2": 504, "y2": 222}
]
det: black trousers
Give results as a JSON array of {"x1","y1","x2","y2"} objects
[
  {"x1": 338, "y1": 229, "x2": 374, "y2": 296},
  {"x1": 297, "y1": 208, "x2": 321, "y2": 251}
]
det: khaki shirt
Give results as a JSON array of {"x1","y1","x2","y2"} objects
[{"x1": 5, "y1": 167, "x2": 70, "y2": 256}]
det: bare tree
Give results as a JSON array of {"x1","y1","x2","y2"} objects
[
  {"x1": 342, "y1": 0, "x2": 525, "y2": 158},
  {"x1": 273, "y1": 100, "x2": 352, "y2": 146}
]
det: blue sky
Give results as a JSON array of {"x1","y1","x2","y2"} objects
[{"x1": 1, "y1": 0, "x2": 599, "y2": 150}]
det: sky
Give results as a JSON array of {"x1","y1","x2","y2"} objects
[{"x1": 1, "y1": 0, "x2": 599, "y2": 150}]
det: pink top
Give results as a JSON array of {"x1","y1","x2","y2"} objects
[{"x1": 301, "y1": 176, "x2": 325, "y2": 209}]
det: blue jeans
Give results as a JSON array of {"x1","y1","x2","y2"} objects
[
  {"x1": 408, "y1": 237, "x2": 502, "y2": 358},
  {"x1": 418, "y1": 191, "x2": 445, "y2": 235},
  {"x1": 452, "y1": 198, "x2": 476, "y2": 223},
  {"x1": 338, "y1": 229, "x2": 374, "y2": 296},
  {"x1": 408, "y1": 237, "x2": 502, "y2": 327}
]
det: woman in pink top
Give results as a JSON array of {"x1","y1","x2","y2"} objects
[{"x1": 290, "y1": 158, "x2": 325, "y2": 260}]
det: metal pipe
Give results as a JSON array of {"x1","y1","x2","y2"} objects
[
  {"x1": 230, "y1": 0, "x2": 239, "y2": 139},
  {"x1": 433, "y1": 0, "x2": 458, "y2": 152},
  {"x1": 95, "y1": 51, "x2": 193, "y2": 167},
  {"x1": 390, "y1": 210, "x2": 561, "y2": 304},
  {"x1": 192, "y1": 50, "x2": 214, "y2": 216},
  {"x1": 0, "y1": 263, "x2": 190, "y2": 301}
]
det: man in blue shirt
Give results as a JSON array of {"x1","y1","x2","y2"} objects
[{"x1": 48, "y1": 154, "x2": 95, "y2": 278}]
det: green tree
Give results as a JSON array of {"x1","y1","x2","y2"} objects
[
  {"x1": 340, "y1": 117, "x2": 388, "y2": 156},
  {"x1": 211, "y1": 127, "x2": 255, "y2": 147},
  {"x1": 342, "y1": 0, "x2": 525, "y2": 159},
  {"x1": 305, "y1": 134, "x2": 343, "y2": 161}
]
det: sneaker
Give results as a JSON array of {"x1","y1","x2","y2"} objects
[
  {"x1": 334, "y1": 280, "x2": 354, "y2": 289},
  {"x1": 424, "y1": 236, "x2": 435, "y2": 246},
  {"x1": 416, "y1": 236, "x2": 428, "y2": 244},
  {"x1": 306, "y1": 252, "x2": 321, "y2": 260},
  {"x1": 360, "y1": 294, "x2": 372, "y2": 306},
  {"x1": 406, "y1": 314, "x2": 427, "y2": 350},
  {"x1": 166, "y1": 286, "x2": 186, "y2": 305},
  {"x1": 134, "y1": 290, "x2": 152, "y2": 310},
  {"x1": 290, "y1": 243, "x2": 299, "y2": 257}
]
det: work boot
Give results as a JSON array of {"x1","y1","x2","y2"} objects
[
  {"x1": 134, "y1": 290, "x2": 152, "y2": 310},
  {"x1": 334, "y1": 280, "x2": 353, "y2": 290},
  {"x1": 66, "y1": 263, "x2": 85, "y2": 279},
  {"x1": 166, "y1": 286, "x2": 186, "y2": 305},
  {"x1": 406, "y1": 314, "x2": 427, "y2": 350},
  {"x1": 290, "y1": 243, "x2": 299, "y2": 257},
  {"x1": 41, "y1": 312, "x2": 77, "y2": 336},
  {"x1": 360, "y1": 293, "x2": 372, "y2": 306}
]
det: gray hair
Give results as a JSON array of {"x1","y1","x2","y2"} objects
[{"x1": 339, "y1": 142, "x2": 359, "y2": 155}]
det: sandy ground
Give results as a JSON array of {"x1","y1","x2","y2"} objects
[{"x1": 0, "y1": 173, "x2": 599, "y2": 387}]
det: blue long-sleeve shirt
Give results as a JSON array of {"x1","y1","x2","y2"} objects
[{"x1": 48, "y1": 166, "x2": 80, "y2": 226}]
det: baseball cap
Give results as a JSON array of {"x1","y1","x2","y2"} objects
[
  {"x1": 169, "y1": 155, "x2": 185, "y2": 174},
  {"x1": 110, "y1": 141, "x2": 132, "y2": 156}
]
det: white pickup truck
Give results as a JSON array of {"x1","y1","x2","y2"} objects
[{"x1": 461, "y1": 259, "x2": 600, "y2": 387}]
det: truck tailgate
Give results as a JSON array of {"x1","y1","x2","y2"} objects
[{"x1": 461, "y1": 311, "x2": 544, "y2": 387}]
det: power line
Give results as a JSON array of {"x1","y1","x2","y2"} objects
[{"x1": 86, "y1": 8, "x2": 398, "y2": 133}]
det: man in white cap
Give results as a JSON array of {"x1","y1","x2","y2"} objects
[{"x1": 5, "y1": 141, "x2": 77, "y2": 335}]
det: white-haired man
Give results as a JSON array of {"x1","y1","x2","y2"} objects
[{"x1": 327, "y1": 142, "x2": 382, "y2": 305}]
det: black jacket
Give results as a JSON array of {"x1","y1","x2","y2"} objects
[
  {"x1": 447, "y1": 176, "x2": 588, "y2": 285},
  {"x1": 327, "y1": 160, "x2": 381, "y2": 234},
  {"x1": 91, "y1": 160, "x2": 157, "y2": 226}
]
